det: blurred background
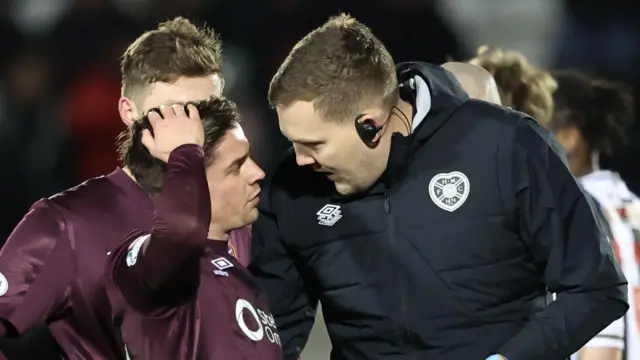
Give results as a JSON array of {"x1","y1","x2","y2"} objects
[{"x1": 0, "y1": 0, "x2": 638, "y2": 358}]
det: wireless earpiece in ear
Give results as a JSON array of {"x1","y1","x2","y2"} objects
[{"x1": 355, "y1": 114, "x2": 382, "y2": 148}]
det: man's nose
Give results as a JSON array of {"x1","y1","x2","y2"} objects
[{"x1": 295, "y1": 153, "x2": 316, "y2": 167}]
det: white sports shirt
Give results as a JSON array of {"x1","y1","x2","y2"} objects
[{"x1": 570, "y1": 170, "x2": 640, "y2": 360}]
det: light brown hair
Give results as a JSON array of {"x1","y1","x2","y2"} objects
[
  {"x1": 468, "y1": 46, "x2": 557, "y2": 124},
  {"x1": 120, "y1": 17, "x2": 222, "y2": 103},
  {"x1": 268, "y1": 14, "x2": 398, "y2": 121}
]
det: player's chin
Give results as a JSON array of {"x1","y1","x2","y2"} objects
[
  {"x1": 334, "y1": 181, "x2": 357, "y2": 196},
  {"x1": 243, "y1": 207, "x2": 260, "y2": 225}
]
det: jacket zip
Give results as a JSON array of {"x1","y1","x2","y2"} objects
[{"x1": 385, "y1": 192, "x2": 410, "y2": 353}]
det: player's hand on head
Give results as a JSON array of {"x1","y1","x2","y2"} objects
[{"x1": 141, "y1": 103, "x2": 204, "y2": 162}]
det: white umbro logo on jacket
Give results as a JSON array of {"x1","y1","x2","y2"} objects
[{"x1": 317, "y1": 204, "x2": 342, "y2": 226}]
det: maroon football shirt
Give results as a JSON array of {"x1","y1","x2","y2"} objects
[
  {"x1": 106, "y1": 145, "x2": 282, "y2": 360},
  {"x1": 229, "y1": 225, "x2": 252, "y2": 267},
  {"x1": 0, "y1": 166, "x2": 250, "y2": 359}
]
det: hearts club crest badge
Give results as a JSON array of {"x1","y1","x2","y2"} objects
[{"x1": 428, "y1": 171, "x2": 470, "y2": 212}]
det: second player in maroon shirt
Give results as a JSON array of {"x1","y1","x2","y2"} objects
[{"x1": 106, "y1": 97, "x2": 281, "y2": 359}]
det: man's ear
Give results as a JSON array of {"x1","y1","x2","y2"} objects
[
  {"x1": 370, "y1": 116, "x2": 388, "y2": 144},
  {"x1": 119, "y1": 97, "x2": 138, "y2": 127},
  {"x1": 355, "y1": 113, "x2": 387, "y2": 145}
]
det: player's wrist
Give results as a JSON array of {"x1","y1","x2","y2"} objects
[
  {"x1": 170, "y1": 143, "x2": 204, "y2": 154},
  {"x1": 168, "y1": 144, "x2": 205, "y2": 162}
]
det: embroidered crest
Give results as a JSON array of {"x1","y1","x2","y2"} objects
[{"x1": 428, "y1": 171, "x2": 470, "y2": 212}]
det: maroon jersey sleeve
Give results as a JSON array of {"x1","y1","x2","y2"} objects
[
  {"x1": 107, "y1": 144, "x2": 210, "y2": 317},
  {"x1": 0, "y1": 200, "x2": 72, "y2": 337}
]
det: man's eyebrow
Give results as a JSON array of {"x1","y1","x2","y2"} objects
[
  {"x1": 287, "y1": 137, "x2": 324, "y2": 145},
  {"x1": 226, "y1": 153, "x2": 249, "y2": 172},
  {"x1": 279, "y1": 127, "x2": 323, "y2": 145},
  {"x1": 229, "y1": 143, "x2": 251, "y2": 166}
]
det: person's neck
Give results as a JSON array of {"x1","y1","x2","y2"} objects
[
  {"x1": 123, "y1": 167, "x2": 136, "y2": 181},
  {"x1": 208, "y1": 224, "x2": 230, "y2": 241},
  {"x1": 570, "y1": 151, "x2": 600, "y2": 178},
  {"x1": 570, "y1": 158, "x2": 593, "y2": 178},
  {"x1": 390, "y1": 98, "x2": 414, "y2": 137}
]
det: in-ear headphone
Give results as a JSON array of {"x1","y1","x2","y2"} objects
[
  {"x1": 355, "y1": 114, "x2": 382, "y2": 148},
  {"x1": 355, "y1": 77, "x2": 416, "y2": 148}
]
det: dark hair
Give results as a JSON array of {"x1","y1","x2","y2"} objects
[
  {"x1": 268, "y1": 13, "x2": 398, "y2": 121},
  {"x1": 550, "y1": 70, "x2": 635, "y2": 155},
  {"x1": 117, "y1": 96, "x2": 239, "y2": 195},
  {"x1": 120, "y1": 16, "x2": 222, "y2": 103}
]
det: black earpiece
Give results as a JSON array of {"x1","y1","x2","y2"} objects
[
  {"x1": 355, "y1": 77, "x2": 417, "y2": 148},
  {"x1": 355, "y1": 114, "x2": 382, "y2": 148}
]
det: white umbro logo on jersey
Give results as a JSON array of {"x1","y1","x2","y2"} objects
[
  {"x1": 212, "y1": 257, "x2": 233, "y2": 276},
  {"x1": 317, "y1": 204, "x2": 342, "y2": 226}
]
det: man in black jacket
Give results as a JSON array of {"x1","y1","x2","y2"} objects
[{"x1": 250, "y1": 14, "x2": 628, "y2": 360}]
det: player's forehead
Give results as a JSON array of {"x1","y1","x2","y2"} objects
[
  {"x1": 213, "y1": 124, "x2": 250, "y2": 164},
  {"x1": 139, "y1": 74, "x2": 224, "y2": 113}
]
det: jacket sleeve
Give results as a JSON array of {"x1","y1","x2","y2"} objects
[
  {"x1": 106, "y1": 144, "x2": 210, "y2": 317},
  {"x1": 497, "y1": 118, "x2": 628, "y2": 359},
  {"x1": 249, "y1": 180, "x2": 319, "y2": 360}
]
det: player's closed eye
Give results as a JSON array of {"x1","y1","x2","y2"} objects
[{"x1": 294, "y1": 142, "x2": 322, "y2": 155}]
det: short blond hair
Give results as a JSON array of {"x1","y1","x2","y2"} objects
[
  {"x1": 468, "y1": 46, "x2": 557, "y2": 124},
  {"x1": 121, "y1": 17, "x2": 222, "y2": 103},
  {"x1": 268, "y1": 14, "x2": 398, "y2": 121}
]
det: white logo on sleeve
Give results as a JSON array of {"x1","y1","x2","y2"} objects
[
  {"x1": 211, "y1": 257, "x2": 233, "y2": 276},
  {"x1": 0, "y1": 272, "x2": 8, "y2": 296},
  {"x1": 126, "y1": 234, "x2": 150, "y2": 267},
  {"x1": 235, "y1": 299, "x2": 281, "y2": 346},
  {"x1": 317, "y1": 204, "x2": 342, "y2": 226},
  {"x1": 429, "y1": 171, "x2": 470, "y2": 212}
]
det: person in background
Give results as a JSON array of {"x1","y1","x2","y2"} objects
[
  {"x1": 0, "y1": 40, "x2": 68, "y2": 240},
  {"x1": 468, "y1": 45, "x2": 557, "y2": 124},
  {"x1": 441, "y1": 61, "x2": 502, "y2": 105},
  {"x1": 547, "y1": 70, "x2": 638, "y2": 360}
]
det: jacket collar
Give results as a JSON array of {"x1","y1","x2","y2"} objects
[{"x1": 396, "y1": 62, "x2": 468, "y2": 142}]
